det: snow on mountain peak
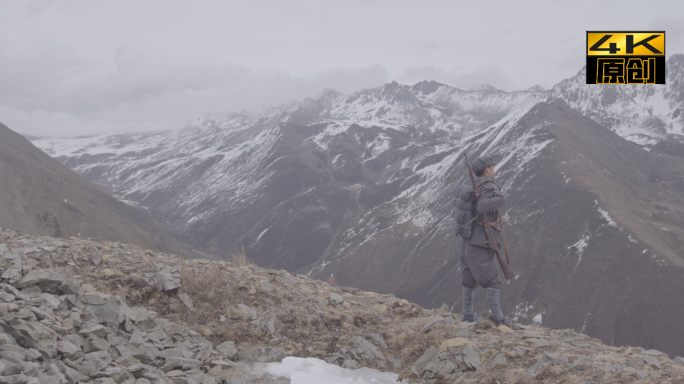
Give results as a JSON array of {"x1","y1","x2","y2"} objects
[{"x1": 550, "y1": 54, "x2": 684, "y2": 145}]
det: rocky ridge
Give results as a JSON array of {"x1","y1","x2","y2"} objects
[{"x1": 1, "y1": 228, "x2": 683, "y2": 383}]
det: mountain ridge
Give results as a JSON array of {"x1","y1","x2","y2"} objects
[{"x1": 28, "y1": 57, "x2": 684, "y2": 357}]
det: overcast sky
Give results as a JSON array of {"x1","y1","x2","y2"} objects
[{"x1": 1, "y1": 0, "x2": 683, "y2": 137}]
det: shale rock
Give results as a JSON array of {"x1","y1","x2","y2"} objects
[{"x1": 0, "y1": 228, "x2": 679, "y2": 384}]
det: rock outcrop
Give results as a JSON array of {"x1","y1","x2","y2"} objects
[
  {"x1": 1, "y1": 227, "x2": 683, "y2": 383},
  {"x1": 0, "y1": 233, "x2": 290, "y2": 383}
]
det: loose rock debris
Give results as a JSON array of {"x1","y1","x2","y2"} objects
[{"x1": 0, "y1": 227, "x2": 682, "y2": 383}]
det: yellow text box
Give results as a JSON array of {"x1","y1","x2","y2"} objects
[{"x1": 587, "y1": 32, "x2": 665, "y2": 56}]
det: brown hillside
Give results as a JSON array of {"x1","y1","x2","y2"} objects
[{"x1": 0, "y1": 122, "x2": 187, "y2": 255}]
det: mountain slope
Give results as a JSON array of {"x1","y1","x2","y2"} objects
[
  {"x1": 29, "y1": 59, "x2": 684, "y2": 357},
  {"x1": 3, "y1": 228, "x2": 683, "y2": 383},
  {"x1": 31, "y1": 83, "x2": 545, "y2": 268},
  {"x1": 0, "y1": 122, "x2": 189, "y2": 255},
  {"x1": 403, "y1": 100, "x2": 684, "y2": 357},
  {"x1": 552, "y1": 54, "x2": 684, "y2": 150}
]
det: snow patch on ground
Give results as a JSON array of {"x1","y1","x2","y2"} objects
[
  {"x1": 262, "y1": 357, "x2": 404, "y2": 384},
  {"x1": 532, "y1": 313, "x2": 543, "y2": 325},
  {"x1": 369, "y1": 134, "x2": 391, "y2": 158},
  {"x1": 561, "y1": 171, "x2": 571, "y2": 183},
  {"x1": 311, "y1": 124, "x2": 349, "y2": 151},
  {"x1": 255, "y1": 228, "x2": 269, "y2": 242},
  {"x1": 581, "y1": 312, "x2": 591, "y2": 334},
  {"x1": 570, "y1": 229, "x2": 591, "y2": 271},
  {"x1": 511, "y1": 301, "x2": 535, "y2": 321},
  {"x1": 496, "y1": 124, "x2": 555, "y2": 180},
  {"x1": 595, "y1": 200, "x2": 618, "y2": 227}
]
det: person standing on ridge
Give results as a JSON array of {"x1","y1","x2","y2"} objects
[{"x1": 460, "y1": 156, "x2": 516, "y2": 328}]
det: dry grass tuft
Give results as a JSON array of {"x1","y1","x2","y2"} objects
[
  {"x1": 161, "y1": 266, "x2": 276, "y2": 345},
  {"x1": 109, "y1": 265, "x2": 273, "y2": 346},
  {"x1": 80, "y1": 251, "x2": 467, "y2": 377},
  {"x1": 230, "y1": 246, "x2": 252, "y2": 266},
  {"x1": 474, "y1": 318, "x2": 496, "y2": 330},
  {"x1": 533, "y1": 365, "x2": 562, "y2": 381}
]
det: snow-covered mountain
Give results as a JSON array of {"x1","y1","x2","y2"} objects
[
  {"x1": 551, "y1": 54, "x2": 684, "y2": 147},
  {"x1": 31, "y1": 55, "x2": 684, "y2": 358},
  {"x1": 34, "y1": 81, "x2": 547, "y2": 244}
]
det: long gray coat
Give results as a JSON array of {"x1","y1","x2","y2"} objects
[{"x1": 460, "y1": 176, "x2": 507, "y2": 289}]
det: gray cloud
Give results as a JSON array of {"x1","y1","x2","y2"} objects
[
  {"x1": 0, "y1": 0, "x2": 682, "y2": 137},
  {"x1": 0, "y1": 40, "x2": 389, "y2": 136},
  {"x1": 650, "y1": 16, "x2": 684, "y2": 55}
]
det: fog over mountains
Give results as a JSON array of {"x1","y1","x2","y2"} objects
[{"x1": 29, "y1": 54, "x2": 684, "y2": 357}]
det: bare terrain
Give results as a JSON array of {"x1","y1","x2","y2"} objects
[{"x1": 1, "y1": 228, "x2": 683, "y2": 383}]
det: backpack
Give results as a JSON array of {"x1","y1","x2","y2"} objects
[{"x1": 453, "y1": 185, "x2": 477, "y2": 239}]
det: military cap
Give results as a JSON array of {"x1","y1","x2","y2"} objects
[{"x1": 472, "y1": 156, "x2": 498, "y2": 175}]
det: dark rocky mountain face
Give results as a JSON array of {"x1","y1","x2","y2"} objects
[
  {"x1": 32, "y1": 55, "x2": 684, "y2": 357},
  {"x1": 0, "y1": 122, "x2": 188, "y2": 256},
  {"x1": 404, "y1": 100, "x2": 684, "y2": 357}
]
